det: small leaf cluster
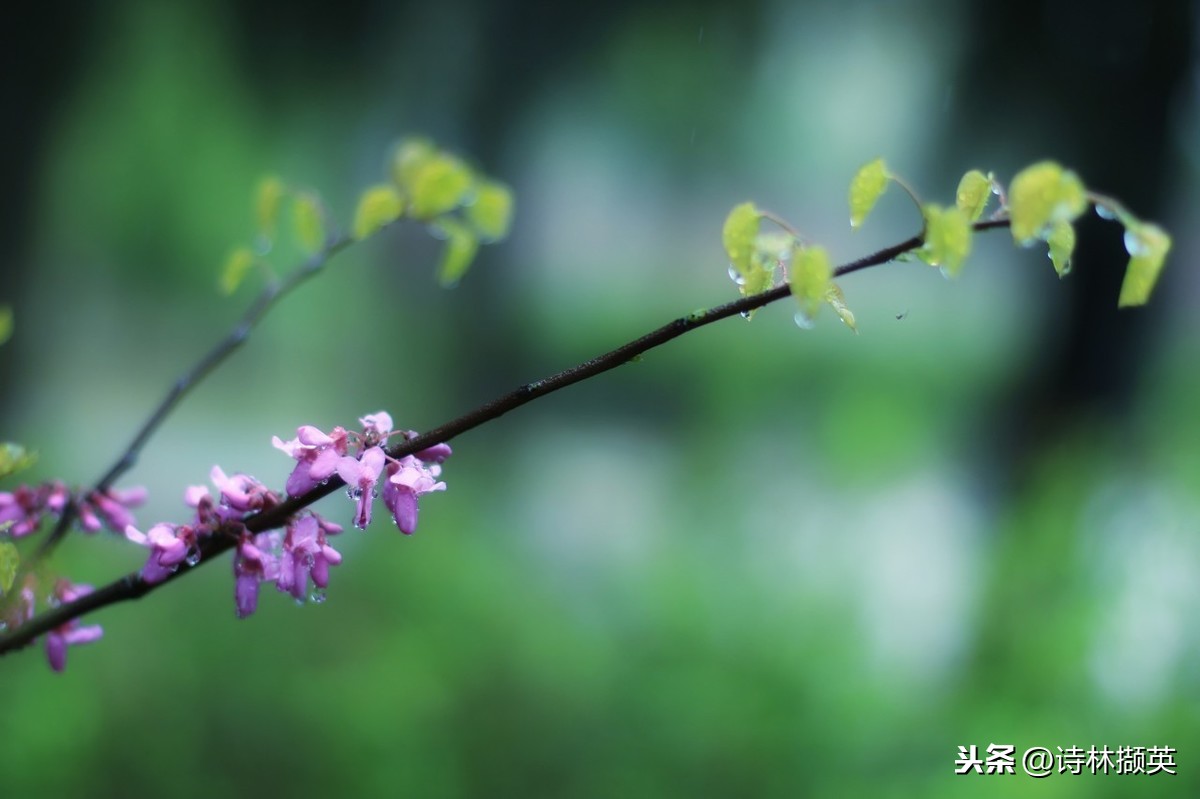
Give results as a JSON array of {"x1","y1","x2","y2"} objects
[
  {"x1": 721, "y1": 204, "x2": 855, "y2": 330},
  {"x1": 720, "y1": 158, "x2": 1172, "y2": 332},
  {"x1": 218, "y1": 137, "x2": 514, "y2": 293}
]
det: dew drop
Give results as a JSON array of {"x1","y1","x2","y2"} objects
[
  {"x1": 793, "y1": 312, "x2": 815, "y2": 330},
  {"x1": 310, "y1": 586, "x2": 327, "y2": 604},
  {"x1": 727, "y1": 265, "x2": 745, "y2": 286},
  {"x1": 1123, "y1": 229, "x2": 1149, "y2": 257},
  {"x1": 185, "y1": 546, "x2": 202, "y2": 567},
  {"x1": 294, "y1": 596, "x2": 306, "y2": 607},
  {"x1": 303, "y1": 553, "x2": 315, "y2": 569},
  {"x1": 739, "y1": 310, "x2": 752, "y2": 320},
  {"x1": 1095, "y1": 204, "x2": 1117, "y2": 220}
]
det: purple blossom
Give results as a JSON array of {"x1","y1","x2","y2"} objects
[
  {"x1": 45, "y1": 581, "x2": 103, "y2": 673},
  {"x1": 359, "y1": 412, "x2": 393, "y2": 447},
  {"x1": 78, "y1": 486, "x2": 147, "y2": 533},
  {"x1": 272, "y1": 425, "x2": 349, "y2": 496},
  {"x1": 0, "y1": 481, "x2": 69, "y2": 538},
  {"x1": 276, "y1": 516, "x2": 341, "y2": 602},
  {"x1": 210, "y1": 466, "x2": 274, "y2": 514},
  {"x1": 234, "y1": 532, "x2": 280, "y2": 618},
  {"x1": 125, "y1": 523, "x2": 197, "y2": 583},
  {"x1": 383, "y1": 455, "x2": 447, "y2": 535},
  {"x1": 336, "y1": 446, "x2": 386, "y2": 529}
]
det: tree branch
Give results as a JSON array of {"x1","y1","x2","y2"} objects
[
  {"x1": 34, "y1": 234, "x2": 353, "y2": 560},
  {"x1": 0, "y1": 218, "x2": 1009, "y2": 657}
]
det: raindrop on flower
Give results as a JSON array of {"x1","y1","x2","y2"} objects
[
  {"x1": 310, "y1": 587, "x2": 327, "y2": 604},
  {"x1": 1095, "y1": 204, "x2": 1117, "y2": 220},
  {"x1": 303, "y1": 553, "x2": 316, "y2": 568},
  {"x1": 793, "y1": 312, "x2": 815, "y2": 330},
  {"x1": 185, "y1": 546, "x2": 201, "y2": 567},
  {"x1": 727, "y1": 265, "x2": 745, "y2": 287}
]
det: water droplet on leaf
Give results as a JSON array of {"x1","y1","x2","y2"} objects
[
  {"x1": 1124, "y1": 228, "x2": 1150, "y2": 257},
  {"x1": 727, "y1": 265, "x2": 745, "y2": 286}
]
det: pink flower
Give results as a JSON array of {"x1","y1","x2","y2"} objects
[
  {"x1": 0, "y1": 481, "x2": 69, "y2": 538},
  {"x1": 359, "y1": 412, "x2": 393, "y2": 447},
  {"x1": 336, "y1": 446, "x2": 386, "y2": 529},
  {"x1": 383, "y1": 455, "x2": 446, "y2": 535},
  {"x1": 272, "y1": 425, "x2": 349, "y2": 496},
  {"x1": 125, "y1": 523, "x2": 196, "y2": 583},
  {"x1": 276, "y1": 516, "x2": 341, "y2": 602},
  {"x1": 210, "y1": 466, "x2": 274, "y2": 514},
  {"x1": 45, "y1": 581, "x2": 103, "y2": 673},
  {"x1": 234, "y1": 532, "x2": 280, "y2": 618},
  {"x1": 78, "y1": 486, "x2": 147, "y2": 533}
]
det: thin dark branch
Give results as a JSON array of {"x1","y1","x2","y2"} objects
[
  {"x1": 0, "y1": 218, "x2": 1010, "y2": 657},
  {"x1": 33, "y1": 235, "x2": 353, "y2": 560}
]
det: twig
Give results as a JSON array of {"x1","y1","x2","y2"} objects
[
  {"x1": 0, "y1": 218, "x2": 1010, "y2": 656},
  {"x1": 34, "y1": 234, "x2": 353, "y2": 560}
]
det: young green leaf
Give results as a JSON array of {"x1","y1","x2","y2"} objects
[
  {"x1": 352, "y1": 185, "x2": 405, "y2": 240},
  {"x1": 410, "y1": 155, "x2": 474, "y2": 220},
  {"x1": 848, "y1": 158, "x2": 889, "y2": 229},
  {"x1": 921, "y1": 204, "x2": 972, "y2": 277},
  {"x1": 219, "y1": 247, "x2": 256, "y2": 295},
  {"x1": 791, "y1": 246, "x2": 832, "y2": 322},
  {"x1": 1046, "y1": 219, "x2": 1076, "y2": 277},
  {"x1": 433, "y1": 217, "x2": 480, "y2": 287},
  {"x1": 1118, "y1": 223, "x2": 1171, "y2": 307},
  {"x1": 390, "y1": 137, "x2": 438, "y2": 191},
  {"x1": 955, "y1": 170, "x2": 992, "y2": 222},
  {"x1": 1008, "y1": 161, "x2": 1087, "y2": 244},
  {"x1": 466, "y1": 180, "x2": 514, "y2": 241},
  {"x1": 0, "y1": 540, "x2": 18, "y2": 594},
  {"x1": 825, "y1": 283, "x2": 857, "y2": 333},
  {"x1": 255, "y1": 176, "x2": 286, "y2": 240},
  {"x1": 293, "y1": 193, "x2": 325, "y2": 254},
  {"x1": 0, "y1": 305, "x2": 11, "y2": 347},
  {"x1": 722, "y1": 202, "x2": 761, "y2": 278},
  {"x1": 0, "y1": 442, "x2": 35, "y2": 481}
]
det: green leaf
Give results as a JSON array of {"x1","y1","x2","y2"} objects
[
  {"x1": 293, "y1": 193, "x2": 325, "y2": 254},
  {"x1": 1008, "y1": 161, "x2": 1087, "y2": 244},
  {"x1": 1046, "y1": 219, "x2": 1076, "y2": 278},
  {"x1": 1118, "y1": 223, "x2": 1171, "y2": 307},
  {"x1": 0, "y1": 442, "x2": 36, "y2": 481},
  {"x1": 0, "y1": 540, "x2": 18, "y2": 594},
  {"x1": 433, "y1": 218, "x2": 480, "y2": 287},
  {"x1": 409, "y1": 155, "x2": 474, "y2": 220},
  {"x1": 921, "y1": 204, "x2": 972, "y2": 277},
  {"x1": 722, "y1": 202, "x2": 761, "y2": 278},
  {"x1": 791, "y1": 246, "x2": 832, "y2": 322},
  {"x1": 466, "y1": 180, "x2": 514, "y2": 241},
  {"x1": 352, "y1": 185, "x2": 405, "y2": 240},
  {"x1": 390, "y1": 137, "x2": 438, "y2": 191},
  {"x1": 0, "y1": 305, "x2": 11, "y2": 347},
  {"x1": 255, "y1": 176, "x2": 286, "y2": 240},
  {"x1": 825, "y1": 283, "x2": 857, "y2": 333},
  {"x1": 218, "y1": 247, "x2": 256, "y2": 295},
  {"x1": 848, "y1": 158, "x2": 889, "y2": 229},
  {"x1": 955, "y1": 170, "x2": 992, "y2": 222}
]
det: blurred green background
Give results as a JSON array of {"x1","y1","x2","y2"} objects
[{"x1": 2, "y1": 0, "x2": 1198, "y2": 796}]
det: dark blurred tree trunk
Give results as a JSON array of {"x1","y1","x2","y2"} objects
[{"x1": 951, "y1": 0, "x2": 1193, "y2": 482}]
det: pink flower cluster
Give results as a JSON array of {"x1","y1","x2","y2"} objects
[
  {"x1": 1, "y1": 410, "x2": 450, "y2": 672},
  {"x1": 0, "y1": 483, "x2": 145, "y2": 538}
]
